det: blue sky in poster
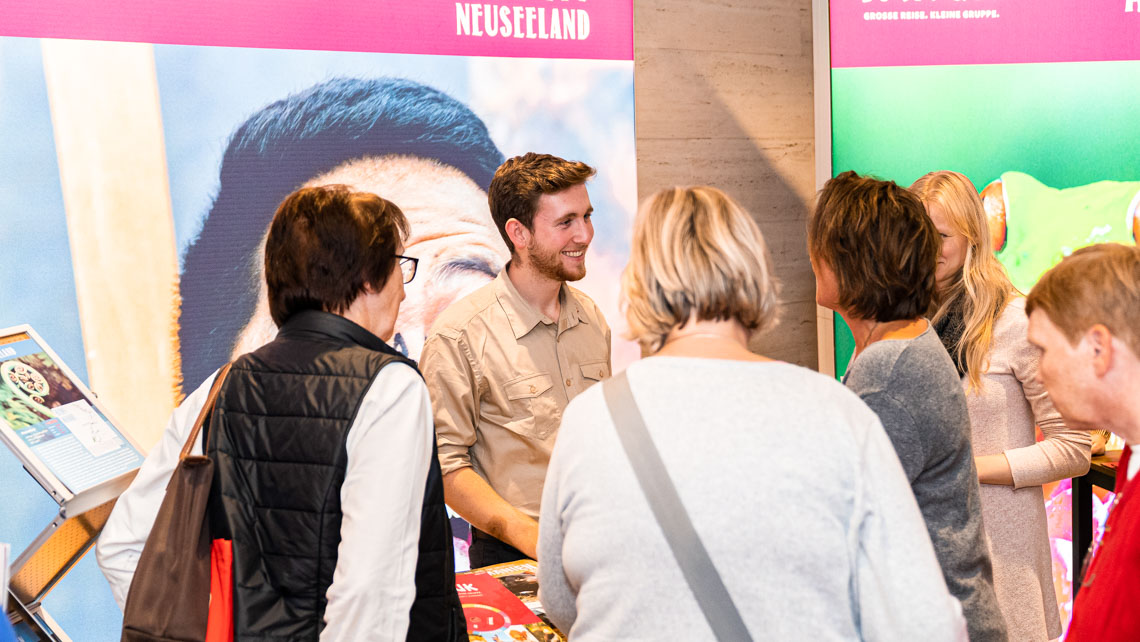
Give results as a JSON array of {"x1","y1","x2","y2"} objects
[
  {"x1": 0, "y1": 39, "x2": 88, "y2": 383},
  {"x1": 0, "y1": 39, "x2": 113, "y2": 642}
]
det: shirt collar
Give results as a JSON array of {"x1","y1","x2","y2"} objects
[{"x1": 494, "y1": 268, "x2": 587, "y2": 340}]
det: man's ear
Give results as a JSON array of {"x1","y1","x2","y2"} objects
[
  {"x1": 505, "y1": 218, "x2": 530, "y2": 255},
  {"x1": 1086, "y1": 324, "x2": 1115, "y2": 377}
]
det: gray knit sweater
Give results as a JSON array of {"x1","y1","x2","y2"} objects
[{"x1": 845, "y1": 326, "x2": 1008, "y2": 642}]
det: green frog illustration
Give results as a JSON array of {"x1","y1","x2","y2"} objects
[{"x1": 982, "y1": 172, "x2": 1140, "y2": 292}]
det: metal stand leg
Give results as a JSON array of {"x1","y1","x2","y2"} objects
[{"x1": 1072, "y1": 475, "x2": 1093, "y2": 597}]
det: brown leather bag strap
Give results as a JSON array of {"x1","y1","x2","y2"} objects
[{"x1": 180, "y1": 363, "x2": 233, "y2": 460}]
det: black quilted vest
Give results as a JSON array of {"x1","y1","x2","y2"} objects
[{"x1": 205, "y1": 310, "x2": 464, "y2": 640}]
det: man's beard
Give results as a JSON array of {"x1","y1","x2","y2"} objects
[{"x1": 527, "y1": 240, "x2": 586, "y2": 282}]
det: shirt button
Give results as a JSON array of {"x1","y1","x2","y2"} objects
[{"x1": 565, "y1": 378, "x2": 573, "y2": 387}]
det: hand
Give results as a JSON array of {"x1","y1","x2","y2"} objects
[
  {"x1": 1091, "y1": 430, "x2": 1109, "y2": 457},
  {"x1": 444, "y1": 467, "x2": 541, "y2": 559},
  {"x1": 514, "y1": 517, "x2": 539, "y2": 560}
]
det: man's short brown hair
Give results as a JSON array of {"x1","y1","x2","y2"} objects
[
  {"x1": 487, "y1": 152, "x2": 596, "y2": 253},
  {"x1": 264, "y1": 185, "x2": 408, "y2": 327},
  {"x1": 808, "y1": 171, "x2": 940, "y2": 322},
  {"x1": 1026, "y1": 243, "x2": 1140, "y2": 357}
]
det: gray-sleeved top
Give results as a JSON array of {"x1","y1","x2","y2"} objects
[
  {"x1": 539, "y1": 356, "x2": 967, "y2": 641},
  {"x1": 845, "y1": 326, "x2": 1008, "y2": 642},
  {"x1": 965, "y1": 297, "x2": 1090, "y2": 641}
]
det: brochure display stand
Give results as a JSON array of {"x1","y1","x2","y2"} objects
[{"x1": 0, "y1": 326, "x2": 143, "y2": 640}]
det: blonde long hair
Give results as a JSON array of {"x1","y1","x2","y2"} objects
[{"x1": 910, "y1": 171, "x2": 1016, "y2": 390}]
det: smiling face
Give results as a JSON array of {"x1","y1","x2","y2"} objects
[
  {"x1": 517, "y1": 183, "x2": 594, "y2": 283},
  {"x1": 230, "y1": 155, "x2": 509, "y2": 360},
  {"x1": 926, "y1": 200, "x2": 969, "y2": 292}
]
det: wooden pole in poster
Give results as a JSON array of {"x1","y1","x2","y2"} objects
[{"x1": 41, "y1": 39, "x2": 179, "y2": 452}]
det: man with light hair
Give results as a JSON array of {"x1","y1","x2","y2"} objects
[{"x1": 1024, "y1": 242, "x2": 1140, "y2": 641}]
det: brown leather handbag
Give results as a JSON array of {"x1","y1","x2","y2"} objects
[{"x1": 121, "y1": 364, "x2": 232, "y2": 642}]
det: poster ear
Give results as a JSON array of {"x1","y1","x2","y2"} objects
[
  {"x1": 981, "y1": 179, "x2": 1007, "y2": 253},
  {"x1": 1127, "y1": 188, "x2": 1139, "y2": 243}
]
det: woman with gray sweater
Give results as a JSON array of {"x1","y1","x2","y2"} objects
[
  {"x1": 809, "y1": 171, "x2": 1007, "y2": 642},
  {"x1": 538, "y1": 186, "x2": 966, "y2": 640},
  {"x1": 912, "y1": 170, "x2": 1090, "y2": 640}
]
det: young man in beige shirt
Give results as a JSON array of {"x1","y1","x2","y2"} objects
[{"x1": 420, "y1": 153, "x2": 611, "y2": 567}]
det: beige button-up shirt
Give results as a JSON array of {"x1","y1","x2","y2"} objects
[{"x1": 421, "y1": 270, "x2": 611, "y2": 520}]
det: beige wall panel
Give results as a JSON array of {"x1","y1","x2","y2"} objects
[
  {"x1": 42, "y1": 40, "x2": 178, "y2": 452},
  {"x1": 635, "y1": 0, "x2": 817, "y2": 368},
  {"x1": 635, "y1": 137, "x2": 814, "y2": 223},
  {"x1": 752, "y1": 219, "x2": 814, "y2": 304},
  {"x1": 635, "y1": 49, "x2": 813, "y2": 143},
  {"x1": 752, "y1": 300, "x2": 817, "y2": 368},
  {"x1": 635, "y1": 0, "x2": 811, "y2": 56}
]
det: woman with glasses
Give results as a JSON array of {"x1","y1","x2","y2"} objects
[
  {"x1": 397, "y1": 254, "x2": 420, "y2": 284},
  {"x1": 537, "y1": 185, "x2": 965, "y2": 640},
  {"x1": 911, "y1": 170, "x2": 1090, "y2": 641},
  {"x1": 99, "y1": 185, "x2": 465, "y2": 640}
]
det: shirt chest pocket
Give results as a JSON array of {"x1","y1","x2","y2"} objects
[
  {"x1": 501, "y1": 373, "x2": 561, "y2": 440},
  {"x1": 579, "y1": 360, "x2": 609, "y2": 384}
]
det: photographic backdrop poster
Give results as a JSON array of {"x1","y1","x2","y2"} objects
[
  {"x1": 0, "y1": 1, "x2": 635, "y2": 637},
  {"x1": 823, "y1": 0, "x2": 1140, "y2": 631}
]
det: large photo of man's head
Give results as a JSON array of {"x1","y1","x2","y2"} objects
[
  {"x1": 162, "y1": 50, "x2": 637, "y2": 393},
  {"x1": 178, "y1": 76, "x2": 510, "y2": 390}
]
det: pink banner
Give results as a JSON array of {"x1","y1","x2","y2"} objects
[
  {"x1": 830, "y1": 0, "x2": 1140, "y2": 68},
  {"x1": 0, "y1": 0, "x2": 632, "y2": 61}
]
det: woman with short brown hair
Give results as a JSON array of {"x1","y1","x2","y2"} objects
[{"x1": 810, "y1": 171, "x2": 1007, "y2": 642}]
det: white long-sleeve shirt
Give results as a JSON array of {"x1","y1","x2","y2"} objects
[{"x1": 97, "y1": 363, "x2": 432, "y2": 641}]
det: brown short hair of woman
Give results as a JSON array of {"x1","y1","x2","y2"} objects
[
  {"x1": 622, "y1": 186, "x2": 780, "y2": 353},
  {"x1": 487, "y1": 152, "x2": 596, "y2": 253},
  {"x1": 808, "y1": 171, "x2": 940, "y2": 322},
  {"x1": 1026, "y1": 243, "x2": 1140, "y2": 358},
  {"x1": 264, "y1": 184, "x2": 408, "y2": 327}
]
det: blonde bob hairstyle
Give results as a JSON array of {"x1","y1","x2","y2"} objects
[
  {"x1": 621, "y1": 186, "x2": 780, "y2": 353},
  {"x1": 910, "y1": 170, "x2": 1016, "y2": 391}
]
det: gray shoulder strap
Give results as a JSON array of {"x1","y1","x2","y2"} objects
[{"x1": 602, "y1": 371, "x2": 754, "y2": 641}]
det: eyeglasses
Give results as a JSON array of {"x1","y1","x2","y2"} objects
[{"x1": 395, "y1": 254, "x2": 418, "y2": 284}]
